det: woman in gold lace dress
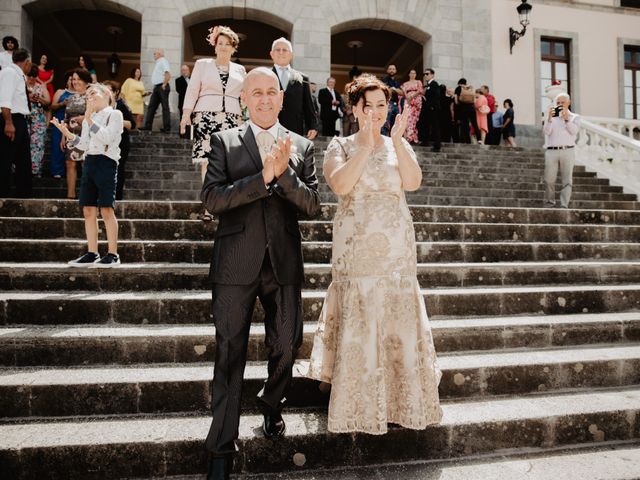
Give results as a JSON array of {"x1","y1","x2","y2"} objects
[{"x1": 307, "y1": 74, "x2": 442, "y2": 434}]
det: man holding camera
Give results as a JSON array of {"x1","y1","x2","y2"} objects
[{"x1": 543, "y1": 92, "x2": 580, "y2": 208}]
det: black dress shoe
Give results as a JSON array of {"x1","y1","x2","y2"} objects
[
  {"x1": 206, "y1": 455, "x2": 232, "y2": 480},
  {"x1": 262, "y1": 412, "x2": 286, "y2": 438}
]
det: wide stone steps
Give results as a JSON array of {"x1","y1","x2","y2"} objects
[
  {"x1": 3, "y1": 285, "x2": 640, "y2": 325},
  {"x1": 3, "y1": 261, "x2": 640, "y2": 291},
  {"x1": 5, "y1": 199, "x2": 640, "y2": 224},
  {"x1": 2, "y1": 387, "x2": 640, "y2": 477},
  {"x1": 2, "y1": 344, "x2": 640, "y2": 419},
  {"x1": 2, "y1": 312, "x2": 638, "y2": 367},
  {"x1": 3, "y1": 239, "x2": 639, "y2": 263},
  {"x1": 6, "y1": 217, "x2": 640, "y2": 243}
]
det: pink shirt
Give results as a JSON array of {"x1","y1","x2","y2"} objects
[
  {"x1": 543, "y1": 112, "x2": 580, "y2": 147},
  {"x1": 182, "y1": 59, "x2": 246, "y2": 115}
]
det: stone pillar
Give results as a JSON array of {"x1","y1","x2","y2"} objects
[
  {"x1": 140, "y1": 4, "x2": 184, "y2": 127},
  {"x1": 431, "y1": 0, "x2": 464, "y2": 89},
  {"x1": 460, "y1": 0, "x2": 493, "y2": 88},
  {"x1": 291, "y1": 11, "x2": 331, "y2": 85},
  {"x1": 0, "y1": 2, "x2": 24, "y2": 50}
]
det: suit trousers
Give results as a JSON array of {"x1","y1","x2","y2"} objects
[
  {"x1": 0, "y1": 114, "x2": 32, "y2": 198},
  {"x1": 544, "y1": 148, "x2": 575, "y2": 207},
  {"x1": 457, "y1": 103, "x2": 480, "y2": 144},
  {"x1": 205, "y1": 251, "x2": 303, "y2": 456},
  {"x1": 418, "y1": 107, "x2": 441, "y2": 149},
  {"x1": 144, "y1": 84, "x2": 170, "y2": 131}
]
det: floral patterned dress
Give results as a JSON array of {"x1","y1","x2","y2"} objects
[
  {"x1": 28, "y1": 83, "x2": 48, "y2": 176},
  {"x1": 191, "y1": 69, "x2": 244, "y2": 165},
  {"x1": 402, "y1": 80, "x2": 423, "y2": 143},
  {"x1": 64, "y1": 93, "x2": 87, "y2": 162},
  {"x1": 307, "y1": 135, "x2": 442, "y2": 435}
]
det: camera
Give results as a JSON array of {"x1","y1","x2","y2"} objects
[{"x1": 552, "y1": 105, "x2": 563, "y2": 117}]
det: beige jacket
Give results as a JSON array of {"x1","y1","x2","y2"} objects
[{"x1": 182, "y1": 59, "x2": 246, "y2": 116}]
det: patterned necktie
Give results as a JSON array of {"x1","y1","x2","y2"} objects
[{"x1": 256, "y1": 131, "x2": 275, "y2": 163}]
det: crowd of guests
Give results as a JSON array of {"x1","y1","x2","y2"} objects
[{"x1": 311, "y1": 64, "x2": 518, "y2": 150}]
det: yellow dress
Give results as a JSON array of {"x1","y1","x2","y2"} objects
[
  {"x1": 121, "y1": 78, "x2": 145, "y2": 115},
  {"x1": 307, "y1": 135, "x2": 443, "y2": 435}
]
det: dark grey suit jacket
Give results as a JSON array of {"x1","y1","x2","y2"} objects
[{"x1": 201, "y1": 123, "x2": 321, "y2": 286}]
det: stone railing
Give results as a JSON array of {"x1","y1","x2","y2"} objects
[
  {"x1": 582, "y1": 116, "x2": 640, "y2": 140},
  {"x1": 575, "y1": 117, "x2": 640, "y2": 197}
]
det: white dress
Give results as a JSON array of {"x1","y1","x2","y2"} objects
[{"x1": 307, "y1": 135, "x2": 443, "y2": 434}]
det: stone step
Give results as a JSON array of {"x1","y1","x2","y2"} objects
[
  {"x1": 4, "y1": 199, "x2": 639, "y2": 225},
  {"x1": 1, "y1": 387, "x2": 639, "y2": 477},
  {"x1": 3, "y1": 261, "x2": 640, "y2": 292},
  {"x1": 3, "y1": 239, "x2": 639, "y2": 264},
  {"x1": 1, "y1": 312, "x2": 638, "y2": 367},
  {"x1": 28, "y1": 187, "x2": 640, "y2": 209},
  {"x1": 3, "y1": 285, "x2": 640, "y2": 325},
  {"x1": 5, "y1": 217, "x2": 640, "y2": 243},
  {"x1": 214, "y1": 444, "x2": 640, "y2": 480},
  {"x1": 2, "y1": 344, "x2": 640, "y2": 418},
  {"x1": 122, "y1": 167, "x2": 612, "y2": 185}
]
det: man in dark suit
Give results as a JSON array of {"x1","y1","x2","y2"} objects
[
  {"x1": 270, "y1": 37, "x2": 317, "y2": 139},
  {"x1": 175, "y1": 64, "x2": 190, "y2": 120},
  {"x1": 417, "y1": 68, "x2": 441, "y2": 152},
  {"x1": 318, "y1": 77, "x2": 344, "y2": 136},
  {"x1": 201, "y1": 67, "x2": 320, "y2": 480}
]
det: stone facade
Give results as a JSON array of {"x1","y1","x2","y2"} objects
[{"x1": 2, "y1": 0, "x2": 492, "y2": 99}]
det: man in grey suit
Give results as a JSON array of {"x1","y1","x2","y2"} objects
[{"x1": 201, "y1": 67, "x2": 321, "y2": 480}]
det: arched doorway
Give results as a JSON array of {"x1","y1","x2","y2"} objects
[
  {"x1": 183, "y1": 8, "x2": 292, "y2": 70},
  {"x1": 23, "y1": 0, "x2": 141, "y2": 89},
  {"x1": 331, "y1": 20, "x2": 429, "y2": 91}
]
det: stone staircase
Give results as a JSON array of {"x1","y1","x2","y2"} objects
[{"x1": 2, "y1": 132, "x2": 640, "y2": 478}]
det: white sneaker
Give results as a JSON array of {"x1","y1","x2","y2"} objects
[
  {"x1": 92, "y1": 253, "x2": 121, "y2": 268},
  {"x1": 68, "y1": 252, "x2": 101, "y2": 267}
]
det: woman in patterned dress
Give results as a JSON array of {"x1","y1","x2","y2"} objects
[
  {"x1": 50, "y1": 71, "x2": 75, "y2": 178},
  {"x1": 307, "y1": 74, "x2": 442, "y2": 434},
  {"x1": 63, "y1": 68, "x2": 91, "y2": 199},
  {"x1": 180, "y1": 25, "x2": 246, "y2": 221},
  {"x1": 26, "y1": 65, "x2": 51, "y2": 177},
  {"x1": 401, "y1": 69, "x2": 423, "y2": 144}
]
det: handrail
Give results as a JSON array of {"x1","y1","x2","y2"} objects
[
  {"x1": 575, "y1": 118, "x2": 640, "y2": 197},
  {"x1": 582, "y1": 116, "x2": 640, "y2": 140}
]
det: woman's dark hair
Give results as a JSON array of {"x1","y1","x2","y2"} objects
[
  {"x1": 38, "y1": 54, "x2": 52, "y2": 70},
  {"x1": 504, "y1": 98, "x2": 514, "y2": 108},
  {"x1": 63, "y1": 69, "x2": 74, "y2": 86},
  {"x1": 130, "y1": 67, "x2": 141, "y2": 79},
  {"x1": 79, "y1": 54, "x2": 95, "y2": 71},
  {"x1": 439, "y1": 84, "x2": 447, "y2": 95},
  {"x1": 12, "y1": 48, "x2": 30, "y2": 64},
  {"x1": 72, "y1": 67, "x2": 93, "y2": 85},
  {"x1": 27, "y1": 65, "x2": 39, "y2": 78},
  {"x1": 344, "y1": 73, "x2": 391, "y2": 107},
  {"x1": 457, "y1": 78, "x2": 467, "y2": 85},
  {"x1": 2, "y1": 36, "x2": 18, "y2": 50}
]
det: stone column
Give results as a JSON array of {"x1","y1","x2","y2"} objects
[
  {"x1": 140, "y1": 4, "x2": 184, "y2": 127},
  {"x1": 430, "y1": 0, "x2": 464, "y2": 88},
  {"x1": 290, "y1": 11, "x2": 331, "y2": 85},
  {"x1": 0, "y1": 2, "x2": 26, "y2": 51},
  {"x1": 460, "y1": 0, "x2": 493, "y2": 88}
]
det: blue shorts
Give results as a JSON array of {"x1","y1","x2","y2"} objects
[{"x1": 79, "y1": 154, "x2": 118, "y2": 209}]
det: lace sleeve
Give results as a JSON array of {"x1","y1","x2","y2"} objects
[{"x1": 322, "y1": 137, "x2": 347, "y2": 190}]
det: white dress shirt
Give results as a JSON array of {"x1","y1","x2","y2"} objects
[
  {"x1": 328, "y1": 88, "x2": 343, "y2": 117},
  {"x1": 248, "y1": 120, "x2": 281, "y2": 142},
  {"x1": 0, "y1": 51, "x2": 13, "y2": 69},
  {"x1": 70, "y1": 106, "x2": 124, "y2": 163},
  {"x1": 151, "y1": 56, "x2": 171, "y2": 85},
  {"x1": 0, "y1": 63, "x2": 30, "y2": 115},
  {"x1": 543, "y1": 111, "x2": 580, "y2": 147}
]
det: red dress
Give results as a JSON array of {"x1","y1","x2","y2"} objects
[{"x1": 37, "y1": 68, "x2": 54, "y2": 101}]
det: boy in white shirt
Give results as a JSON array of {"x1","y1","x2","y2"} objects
[{"x1": 52, "y1": 83, "x2": 124, "y2": 267}]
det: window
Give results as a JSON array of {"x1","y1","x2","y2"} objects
[
  {"x1": 621, "y1": 1, "x2": 640, "y2": 8},
  {"x1": 624, "y1": 46, "x2": 640, "y2": 119},
  {"x1": 541, "y1": 38, "x2": 571, "y2": 117}
]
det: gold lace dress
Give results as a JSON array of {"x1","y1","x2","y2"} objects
[{"x1": 307, "y1": 135, "x2": 443, "y2": 434}]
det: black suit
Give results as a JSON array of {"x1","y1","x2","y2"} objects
[
  {"x1": 272, "y1": 66, "x2": 317, "y2": 136},
  {"x1": 317, "y1": 87, "x2": 344, "y2": 136},
  {"x1": 201, "y1": 123, "x2": 320, "y2": 456},
  {"x1": 175, "y1": 75, "x2": 189, "y2": 119},
  {"x1": 417, "y1": 79, "x2": 441, "y2": 149}
]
